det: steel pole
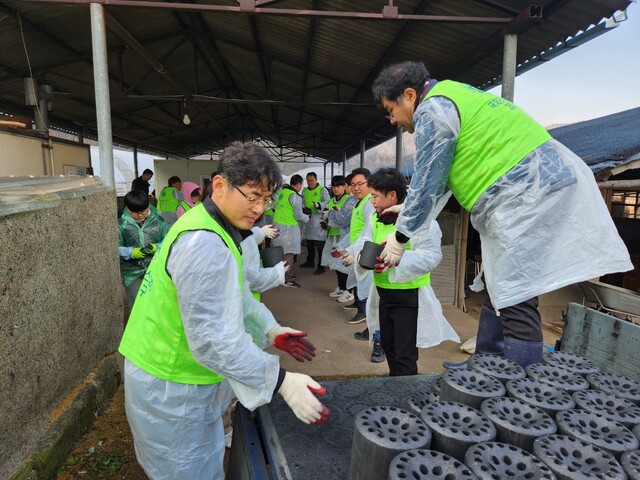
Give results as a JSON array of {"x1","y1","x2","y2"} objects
[
  {"x1": 501, "y1": 33, "x2": 517, "y2": 102},
  {"x1": 90, "y1": 3, "x2": 115, "y2": 187}
]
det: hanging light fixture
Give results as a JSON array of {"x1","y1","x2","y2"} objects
[{"x1": 182, "y1": 99, "x2": 191, "y2": 125}]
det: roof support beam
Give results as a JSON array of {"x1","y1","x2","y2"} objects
[
  {"x1": 24, "y1": 1, "x2": 512, "y2": 24},
  {"x1": 104, "y1": 11, "x2": 229, "y2": 134}
]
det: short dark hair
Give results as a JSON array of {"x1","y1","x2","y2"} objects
[
  {"x1": 368, "y1": 168, "x2": 407, "y2": 202},
  {"x1": 290, "y1": 174, "x2": 303, "y2": 186},
  {"x1": 331, "y1": 175, "x2": 347, "y2": 187},
  {"x1": 371, "y1": 61, "x2": 430, "y2": 108},
  {"x1": 218, "y1": 142, "x2": 282, "y2": 192},
  {"x1": 345, "y1": 174, "x2": 354, "y2": 185},
  {"x1": 350, "y1": 167, "x2": 371, "y2": 180},
  {"x1": 168, "y1": 176, "x2": 181, "y2": 186},
  {"x1": 306, "y1": 172, "x2": 318, "y2": 179},
  {"x1": 142, "y1": 168, "x2": 153, "y2": 176},
  {"x1": 124, "y1": 189, "x2": 149, "y2": 212}
]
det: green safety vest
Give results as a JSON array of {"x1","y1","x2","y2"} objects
[
  {"x1": 327, "y1": 194, "x2": 349, "y2": 237},
  {"x1": 372, "y1": 215, "x2": 430, "y2": 289},
  {"x1": 119, "y1": 203, "x2": 243, "y2": 385},
  {"x1": 424, "y1": 80, "x2": 551, "y2": 211},
  {"x1": 178, "y1": 200, "x2": 191, "y2": 213},
  {"x1": 303, "y1": 186, "x2": 323, "y2": 212},
  {"x1": 349, "y1": 193, "x2": 372, "y2": 244},
  {"x1": 273, "y1": 188, "x2": 298, "y2": 226},
  {"x1": 157, "y1": 186, "x2": 180, "y2": 212}
]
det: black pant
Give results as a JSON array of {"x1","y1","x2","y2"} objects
[
  {"x1": 485, "y1": 296, "x2": 543, "y2": 342},
  {"x1": 336, "y1": 271, "x2": 348, "y2": 291},
  {"x1": 305, "y1": 240, "x2": 325, "y2": 267},
  {"x1": 353, "y1": 287, "x2": 367, "y2": 314},
  {"x1": 377, "y1": 286, "x2": 419, "y2": 376}
]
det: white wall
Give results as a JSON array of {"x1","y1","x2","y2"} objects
[{"x1": 153, "y1": 159, "x2": 219, "y2": 194}]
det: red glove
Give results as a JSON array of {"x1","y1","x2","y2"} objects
[{"x1": 268, "y1": 327, "x2": 317, "y2": 362}]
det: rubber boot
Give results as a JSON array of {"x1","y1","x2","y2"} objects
[
  {"x1": 503, "y1": 337, "x2": 543, "y2": 368},
  {"x1": 443, "y1": 303, "x2": 504, "y2": 369}
]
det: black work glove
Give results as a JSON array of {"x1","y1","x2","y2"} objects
[{"x1": 302, "y1": 207, "x2": 312, "y2": 215}]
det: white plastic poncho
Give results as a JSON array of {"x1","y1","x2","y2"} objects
[
  {"x1": 321, "y1": 194, "x2": 358, "y2": 273},
  {"x1": 242, "y1": 227, "x2": 285, "y2": 293},
  {"x1": 302, "y1": 186, "x2": 331, "y2": 241},
  {"x1": 396, "y1": 96, "x2": 632, "y2": 310},
  {"x1": 124, "y1": 229, "x2": 281, "y2": 480},
  {"x1": 272, "y1": 192, "x2": 309, "y2": 255},
  {"x1": 355, "y1": 218, "x2": 460, "y2": 348}
]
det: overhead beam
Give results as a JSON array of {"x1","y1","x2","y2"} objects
[{"x1": 24, "y1": 1, "x2": 512, "y2": 24}]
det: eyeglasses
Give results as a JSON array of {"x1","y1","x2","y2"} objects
[
  {"x1": 129, "y1": 208, "x2": 149, "y2": 217},
  {"x1": 233, "y1": 184, "x2": 275, "y2": 210},
  {"x1": 350, "y1": 181, "x2": 368, "y2": 188}
]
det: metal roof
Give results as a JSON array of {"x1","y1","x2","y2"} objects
[
  {"x1": 0, "y1": 0, "x2": 632, "y2": 162},
  {"x1": 550, "y1": 106, "x2": 640, "y2": 180}
]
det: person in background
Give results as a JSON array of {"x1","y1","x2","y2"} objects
[
  {"x1": 321, "y1": 175, "x2": 353, "y2": 302},
  {"x1": 300, "y1": 172, "x2": 330, "y2": 275},
  {"x1": 272, "y1": 175, "x2": 310, "y2": 288},
  {"x1": 118, "y1": 189, "x2": 168, "y2": 312},
  {"x1": 131, "y1": 168, "x2": 153, "y2": 194},
  {"x1": 176, "y1": 181, "x2": 202, "y2": 219},
  {"x1": 156, "y1": 176, "x2": 183, "y2": 227},
  {"x1": 371, "y1": 61, "x2": 632, "y2": 368},
  {"x1": 119, "y1": 142, "x2": 328, "y2": 480},
  {"x1": 353, "y1": 168, "x2": 459, "y2": 376}
]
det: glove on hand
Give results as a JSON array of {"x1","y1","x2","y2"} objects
[
  {"x1": 278, "y1": 372, "x2": 330, "y2": 424},
  {"x1": 260, "y1": 224, "x2": 279, "y2": 239},
  {"x1": 380, "y1": 204, "x2": 403, "y2": 217},
  {"x1": 131, "y1": 247, "x2": 146, "y2": 259},
  {"x1": 342, "y1": 251, "x2": 355, "y2": 266},
  {"x1": 312, "y1": 201, "x2": 321, "y2": 210},
  {"x1": 380, "y1": 232, "x2": 408, "y2": 267},
  {"x1": 330, "y1": 248, "x2": 343, "y2": 259},
  {"x1": 268, "y1": 326, "x2": 317, "y2": 362},
  {"x1": 145, "y1": 243, "x2": 158, "y2": 255},
  {"x1": 320, "y1": 210, "x2": 329, "y2": 222},
  {"x1": 302, "y1": 206, "x2": 312, "y2": 216}
]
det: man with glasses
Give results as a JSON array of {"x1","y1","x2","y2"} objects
[
  {"x1": 371, "y1": 61, "x2": 631, "y2": 368},
  {"x1": 272, "y1": 174, "x2": 310, "y2": 288},
  {"x1": 118, "y1": 189, "x2": 168, "y2": 312},
  {"x1": 119, "y1": 143, "x2": 328, "y2": 480}
]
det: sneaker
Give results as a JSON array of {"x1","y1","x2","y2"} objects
[
  {"x1": 282, "y1": 280, "x2": 301, "y2": 288},
  {"x1": 329, "y1": 288, "x2": 344, "y2": 298},
  {"x1": 371, "y1": 341, "x2": 385, "y2": 363},
  {"x1": 299, "y1": 262, "x2": 314, "y2": 268},
  {"x1": 353, "y1": 328, "x2": 369, "y2": 341},
  {"x1": 337, "y1": 291, "x2": 355, "y2": 303},
  {"x1": 314, "y1": 266, "x2": 326, "y2": 275},
  {"x1": 342, "y1": 302, "x2": 358, "y2": 310},
  {"x1": 348, "y1": 312, "x2": 366, "y2": 324}
]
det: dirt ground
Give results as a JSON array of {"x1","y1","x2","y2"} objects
[{"x1": 56, "y1": 384, "x2": 148, "y2": 480}]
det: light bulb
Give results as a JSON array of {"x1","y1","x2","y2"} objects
[{"x1": 182, "y1": 113, "x2": 191, "y2": 125}]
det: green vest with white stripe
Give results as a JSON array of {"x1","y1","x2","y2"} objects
[
  {"x1": 372, "y1": 215, "x2": 430, "y2": 289},
  {"x1": 424, "y1": 80, "x2": 551, "y2": 211},
  {"x1": 119, "y1": 203, "x2": 242, "y2": 384}
]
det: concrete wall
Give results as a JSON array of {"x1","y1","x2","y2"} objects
[
  {"x1": 0, "y1": 177, "x2": 123, "y2": 478},
  {"x1": 0, "y1": 129, "x2": 90, "y2": 177}
]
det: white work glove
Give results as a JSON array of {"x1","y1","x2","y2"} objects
[
  {"x1": 380, "y1": 204, "x2": 403, "y2": 216},
  {"x1": 267, "y1": 326, "x2": 317, "y2": 362},
  {"x1": 341, "y1": 251, "x2": 355, "y2": 266},
  {"x1": 260, "y1": 224, "x2": 279, "y2": 239},
  {"x1": 321, "y1": 210, "x2": 329, "y2": 222},
  {"x1": 379, "y1": 231, "x2": 408, "y2": 267},
  {"x1": 278, "y1": 372, "x2": 329, "y2": 424}
]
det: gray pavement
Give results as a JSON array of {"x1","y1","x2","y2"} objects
[{"x1": 263, "y1": 259, "x2": 563, "y2": 380}]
